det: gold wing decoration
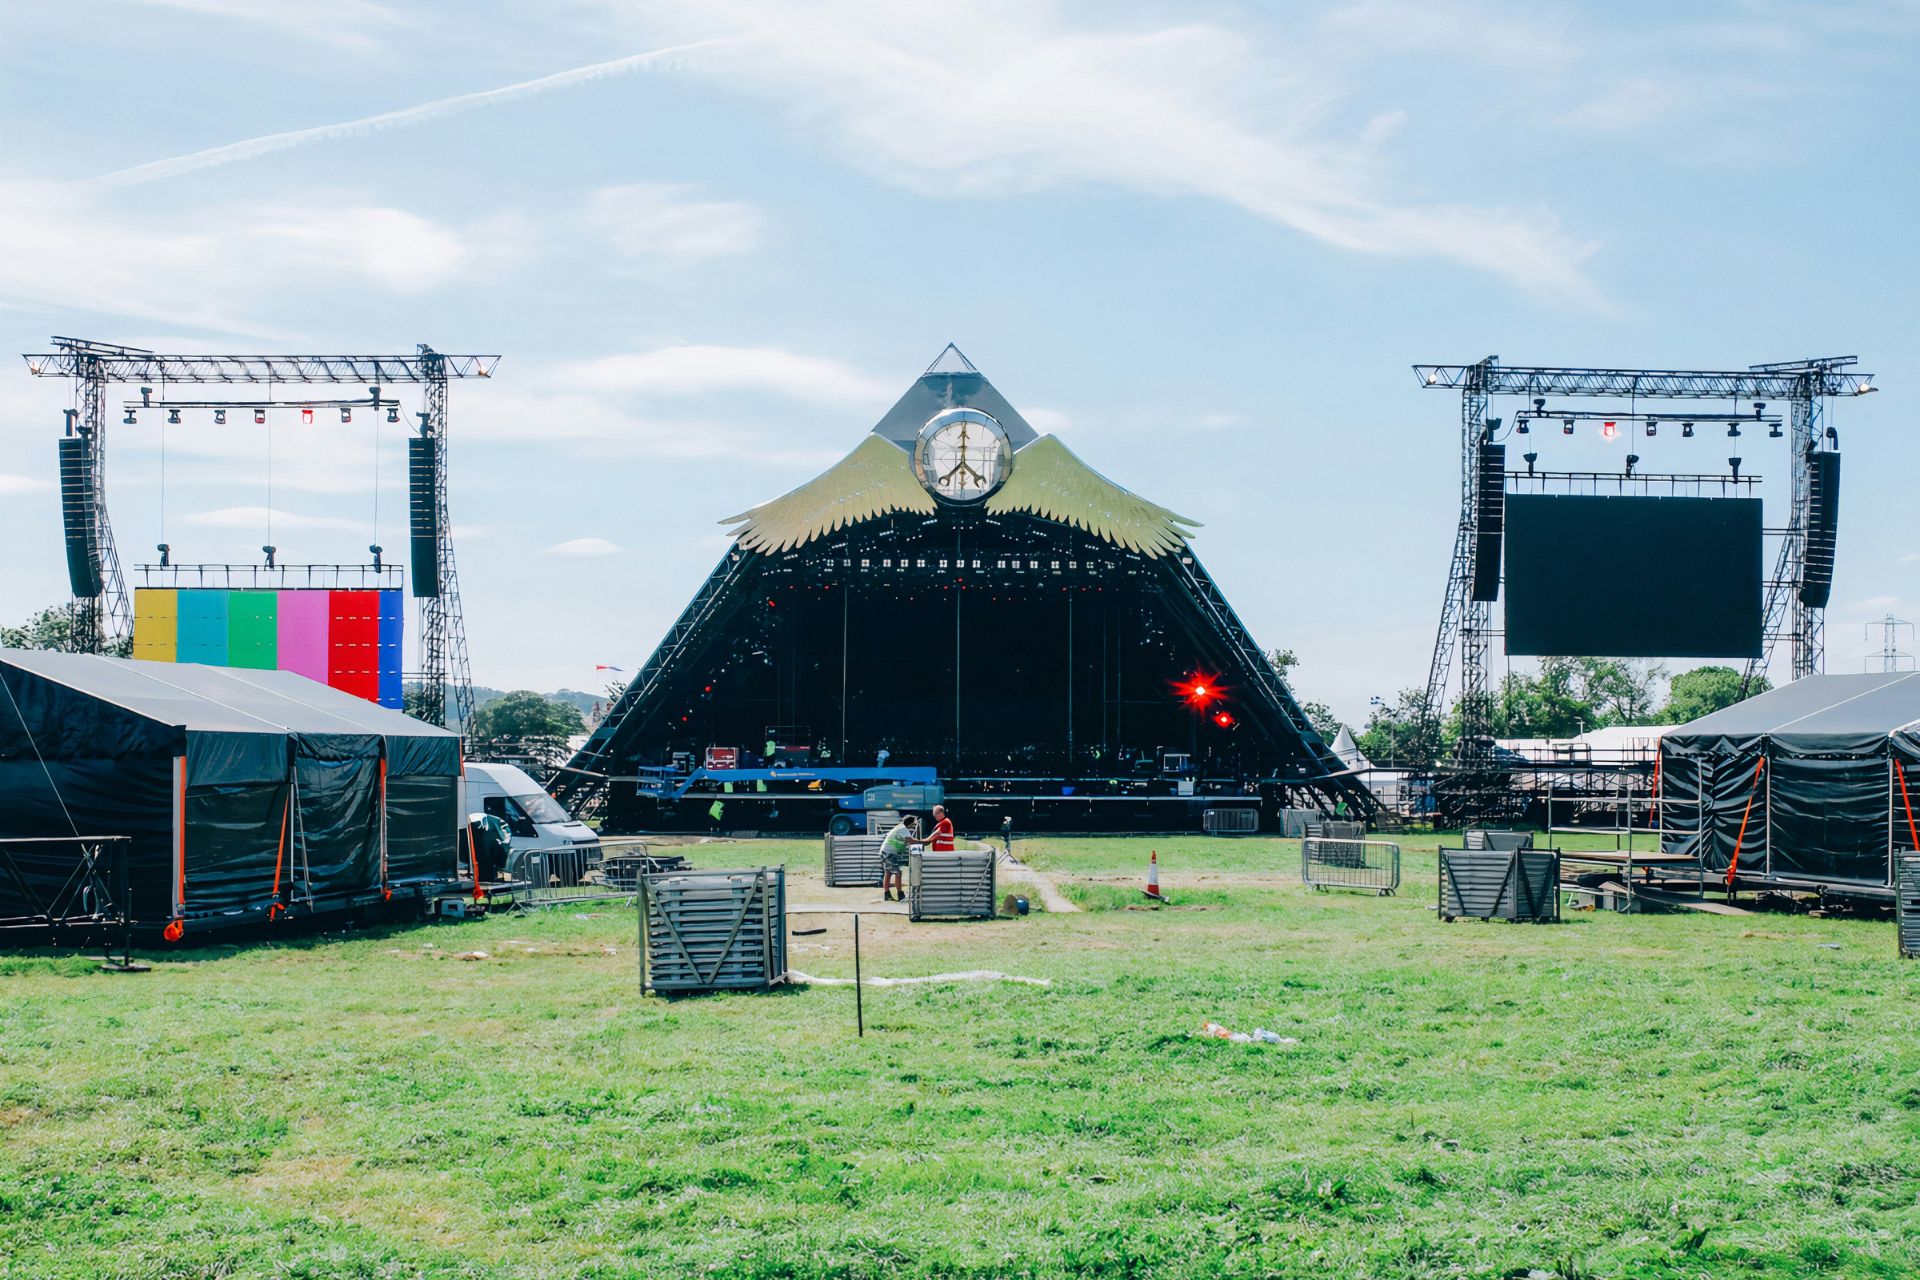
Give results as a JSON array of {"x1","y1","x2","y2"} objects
[
  {"x1": 985, "y1": 435, "x2": 1200, "y2": 556},
  {"x1": 721, "y1": 434, "x2": 935, "y2": 553}
]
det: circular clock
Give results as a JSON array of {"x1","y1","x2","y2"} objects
[{"x1": 914, "y1": 408, "x2": 1011, "y2": 503}]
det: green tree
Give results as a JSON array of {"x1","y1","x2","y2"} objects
[
  {"x1": 0, "y1": 604, "x2": 131, "y2": 658},
  {"x1": 1493, "y1": 657, "x2": 1669, "y2": 738},
  {"x1": 1266, "y1": 647, "x2": 1340, "y2": 740},
  {"x1": 1659, "y1": 665, "x2": 1767, "y2": 724},
  {"x1": 470, "y1": 690, "x2": 585, "y2": 740},
  {"x1": 1357, "y1": 687, "x2": 1443, "y2": 767}
]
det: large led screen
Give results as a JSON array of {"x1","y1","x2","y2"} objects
[{"x1": 1503, "y1": 495, "x2": 1763, "y2": 658}]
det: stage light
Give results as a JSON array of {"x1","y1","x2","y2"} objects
[
  {"x1": 123, "y1": 409, "x2": 136, "y2": 425},
  {"x1": 1768, "y1": 422, "x2": 1783, "y2": 438},
  {"x1": 156, "y1": 542, "x2": 170, "y2": 567},
  {"x1": 262, "y1": 544, "x2": 277, "y2": 568},
  {"x1": 1753, "y1": 401, "x2": 1767, "y2": 417},
  {"x1": 1562, "y1": 418, "x2": 1574, "y2": 435},
  {"x1": 1625, "y1": 453, "x2": 1640, "y2": 476},
  {"x1": 1729, "y1": 457, "x2": 1742, "y2": 480},
  {"x1": 167, "y1": 408, "x2": 181, "y2": 425},
  {"x1": 1644, "y1": 418, "x2": 1658, "y2": 437},
  {"x1": 1682, "y1": 421, "x2": 1695, "y2": 437},
  {"x1": 1425, "y1": 369, "x2": 1438, "y2": 384},
  {"x1": 1728, "y1": 422, "x2": 1742, "y2": 438},
  {"x1": 386, "y1": 406, "x2": 400, "y2": 423},
  {"x1": 1532, "y1": 398, "x2": 1546, "y2": 411},
  {"x1": 1600, "y1": 420, "x2": 1618, "y2": 440},
  {"x1": 1827, "y1": 426, "x2": 1840, "y2": 447},
  {"x1": 139, "y1": 386, "x2": 153, "y2": 406},
  {"x1": 1214, "y1": 711, "x2": 1235, "y2": 728},
  {"x1": 340, "y1": 407, "x2": 352, "y2": 423},
  {"x1": 1515, "y1": 419, "x2": 1529, "y2": 434},
  {"x1": 1523, "y1": 451, "x2": 1538, "y2": 473},
  {"x1": 214, "y1": 409, "x2": 227, "y2": 425},
  {"x1": 300, "y1": 407, "x2": 314, "y2": 425},
  {"x1": 1859, "y1": 380, "x2": 1875, "y2": 394},
  {"x1": 254, "y1": 408, "x2": 267, "y2": 425}
]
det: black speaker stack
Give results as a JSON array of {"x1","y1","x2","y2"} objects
[
  {"x1": 1800, "y1": 451, "x2": 1840, "y2": 608},
  {"x1": 1471, "y1": 441, "x2": 1505, "y2": 602},
  {"x1": 58, "y1": 436, "x2": 103, "y2": 598},
  {"x1": 408, "y1": 436, "x2": 441, "y2": 599}
]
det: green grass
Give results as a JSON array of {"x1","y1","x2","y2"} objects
[{"x1": 4, "y1": 834, "x2": 1918, "y2": 1279}]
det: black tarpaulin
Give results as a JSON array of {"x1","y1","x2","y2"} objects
[
  {"x1": 0, "y1": 650, "x2": 459, "y2": 933},
  {"x1": 1661, "y1": 672, "x2": 1920, "y2": 888}
]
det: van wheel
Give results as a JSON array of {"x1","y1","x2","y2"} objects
[{"x1": 828, "y1": 814, "x2": 856, "y2": 836}]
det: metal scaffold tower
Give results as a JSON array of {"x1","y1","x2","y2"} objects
[
  {"x1": 1413, "y1": 355, "x2": 1875, "y2": 812},
  {"x1": 23, "y1": 337, "x2": 498, "y2": 730}
]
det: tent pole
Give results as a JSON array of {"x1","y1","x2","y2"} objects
[{"x1": 172, "y1": 755, "x2": 186, "y2": 921}]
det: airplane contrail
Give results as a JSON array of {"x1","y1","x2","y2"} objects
[{"x1": 87, "y1": 34, "x2": 751, "y2": 187}]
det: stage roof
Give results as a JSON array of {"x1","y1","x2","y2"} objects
[{"x1": 723, "y1": 348, "x2": 1199, "y2": 557}]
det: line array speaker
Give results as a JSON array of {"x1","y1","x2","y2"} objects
[
  {"x1": 408, "y1": 436, "x2": 441, "y2": 599},
  {"x1": 1471, "y1": 441, "x2": 1505, "y2": 602},
  {"x1": 57, "y1": 437, "x2": 103, "y2": 598},
  {"x1": 1800, "y1": 450, "x2": 1839, "y2": 609}
]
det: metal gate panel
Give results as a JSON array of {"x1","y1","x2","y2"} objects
[
  {"x1": 1301, "y1": 838, "x2": 1400, "y2": 894},
  {"x1": 1203, "y1": 808, "x2": 1260, "y2": 835},
  {"x1": 908, "y1": 850, "x2": 995, "y2": 921},
  {"x1": 824, "y1": 834, "x2": 886, "y2": 887},
  {"x1": 642, "y1": 866, "x2": 786, "y2": 993},
  {"x1": 1464, "y1": 829, "x2": 1534, "y2": 851}
]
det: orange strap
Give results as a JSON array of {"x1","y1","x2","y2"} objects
[
  {"x1": 268, "y1": 790, "x2": 290, "y2": 920},
  {"x1": 1651, "y1": 751, "x2": 1661, "y2": 832},
  {"x1": 1896, "y1": 759, "x2": 1920, "y2": 854},
  {"x1": 461, "y1": 750, "x2": 483, "y2": 901},
  {"x1": 1724, "y1": 758, "x2": 1766, "y2": 887}
]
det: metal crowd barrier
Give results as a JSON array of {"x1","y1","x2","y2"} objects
[
  {"x1": 1305, "y1": 820, "x2": 1366, "y2": 841},
  {"x1": 516, "y1": 837, "x2": 687, "y2": 909},
  {"x1": 1202, "y1": 807, "x2": 1260, "y2": 835},
  {"x1": 1438, "y1": 848, "x2": 1561, "y2": 923},
  {"x1": 1898, "y1": 856, "x2": 1920, "y2": 960},
  {"x1": 1464, "y1": 829, "x2": 1535, "y2": 852},
  {"x1": 824, "y1": 833, "x2": 886, "y2": 887},
  {"x1": 908, "y1": 850, "x2": 996, "y2": 921},
  {"x1": 641, "y1": 866, "x2": 787, "y2": 994},
  {"x1": 1301, "y1": 837, "x2": 1400, "y2": 895}
]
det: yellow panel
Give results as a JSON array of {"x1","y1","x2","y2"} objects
[{"x1": 132, "y1": 589, "x2": 178, "y2": 661}]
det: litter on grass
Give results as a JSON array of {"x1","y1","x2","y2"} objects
[
  {"x1": 786, "y1": 968, "x2": 1051, "y2": 988},
  {"x1": 1198, "y1": 1021, "x2": 1298, "y2": 1046}
]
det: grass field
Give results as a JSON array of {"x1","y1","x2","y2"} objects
[{"x1": 4, "y1": 833, "x2": 1919, "y2": 1279}]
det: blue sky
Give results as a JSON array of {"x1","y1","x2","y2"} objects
[{"x1": 1, "y1": 0, "x2": 1915, "y2": 726}]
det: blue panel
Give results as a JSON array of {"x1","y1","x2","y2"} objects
[
  {"x1": 176, "y1": 590, "x2": 230, "y2": 665},
  {"x1": 377, "y1": 589, "x2": 404, "y2": 709}
]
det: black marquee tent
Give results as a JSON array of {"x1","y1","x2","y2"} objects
[
  {"x1": 0, "y1": 649, "x2": 465, "y2": 938},
  {"x1": 1660, "y1": 671, "x2": 1920, "y2": 892}
]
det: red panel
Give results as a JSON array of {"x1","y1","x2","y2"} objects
[{"x1": 328, "y1": 591, "x2": 380, "y2": 701}]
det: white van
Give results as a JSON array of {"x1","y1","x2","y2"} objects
[{"x1": 462, "y1": 762, "x2": 600, "y2": 880}]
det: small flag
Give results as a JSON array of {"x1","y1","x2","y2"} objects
[{"x1": 595, "y1": 664, "x2": 626, "y2": 672}]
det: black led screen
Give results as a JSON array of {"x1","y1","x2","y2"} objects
[{"x1": 1504, "y1": 494, "x2": 1763, "y2": 658}]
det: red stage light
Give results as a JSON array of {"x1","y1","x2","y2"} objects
[
  {"x1": 301, "y1": 407, "x2": 314, "y2": 425},
  {"x1": 1214, "y1": 711, "x2": 1235, "y2": 727},
  {"x1": 1600, "y1": 420, "x2": 1618, "y2": 440}
]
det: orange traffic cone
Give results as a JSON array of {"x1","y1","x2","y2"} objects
[{"x1": 1144, "y1": 849, "x2": 1167, "y2": 902}]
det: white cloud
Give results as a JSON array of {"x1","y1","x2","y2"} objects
[
  {"x1": 622, "y1": 0, "x2": 1604, "y2": 306},
  {"x1": 568, "y1": 344, "x2": 895, "y2": 405},
  {"x1": 0, "y1": 181, "x2": 519, "y2": 333},
  {"x1": 585, "y1": 183, "x2": 762, "y2": 263},
  {"x1": 180, "y1": 506, "x2": 360, "y2": 531},
  {"x1": 546, "y1": 537, "x2": 623, "y2": 557},
  {"x1": 0, "y1": 475, "x2": 51, "y2": 495}
]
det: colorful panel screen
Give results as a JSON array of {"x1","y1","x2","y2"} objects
[{"x1": 133, "y1": 588, "x2": 404, "y2": 709}]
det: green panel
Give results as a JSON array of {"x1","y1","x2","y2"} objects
[{"x1": 226, "y1": 590, "x2": 279, "y2": 670}]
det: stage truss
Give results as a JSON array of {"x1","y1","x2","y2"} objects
[
  {"x1": 22, "y1": 337, "x2": 498, "y2": 730},
  {"x1": 1413, "y1": 356, "x2": 1876, "y2": 817}
]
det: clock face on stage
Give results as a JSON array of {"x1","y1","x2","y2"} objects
[{"x1": 914, "y1": 408, "x2": 1011, "y2": 503}]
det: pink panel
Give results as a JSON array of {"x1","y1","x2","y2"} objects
[{"x1": 276, "y1": 590, "x2": 331, "y2": 683}]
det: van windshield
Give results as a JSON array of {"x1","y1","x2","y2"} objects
[{"x1": 509, "y1": 791, "x2": 574, "y2": 826}]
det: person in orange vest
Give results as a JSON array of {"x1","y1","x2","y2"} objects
[{"x1": 926, "y1": 804, "x2": 955, "y2": 853}]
